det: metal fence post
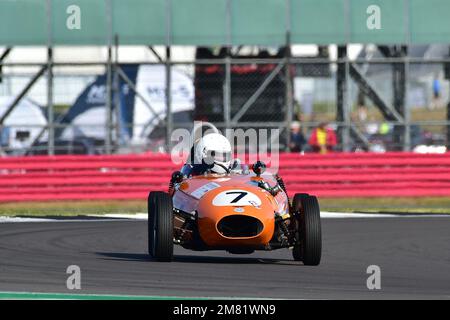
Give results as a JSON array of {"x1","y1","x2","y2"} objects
[
  {"x1": 447, "y1": 48, "x2": 450, "y2": 149},
  {"x1": 166, "y1": 46, "x2": 172, "y2": 150},
  {"x1": 47, "y1": 47, "x2": 54, "y2": 156},
  {"x1": 343, "y1": 54, "x2": 351, "y2": 152},
  {"x1": 403, "y1": 0, "x2": 411, "y2": 151},
  {"x1": 105, "y1": 46, "x2": 113, "y2": 154},
  {"x1": 224, "y1": 51, "x2": 231, "y2": 130},
  {"x1": 165, "y1": 0, "x2": 173, "y2": 151},
  {"x1": 284, "y1": 39, "x2": 293, "y2": 152},
  {"x1": 113, "y1": 34, "x2": 121, "y2": 148},
  {"x1": 46, "y1": 0, "x2": 54, "y2": 156},
  {"x1": 403, "y1": 55, "x2": 411, "y2": 151},
  {"x1": 105, "y1": 0, "x2": 113, "y2": 154},
  {"x1": 284, "y1": 0, "x2": 293, "y2": 151},
  {"x1": 342, "y1": 0, "x2": 351, "y2": 152},
  {"x1": 224, "y1": 0, "x2": 232, "y2": 131},
  {"x1": 447, "y1": 96, "x2": 450, "y2": 150},
  {"x1": 337, "y1": 46, "x2": 351, "y2": 152}
]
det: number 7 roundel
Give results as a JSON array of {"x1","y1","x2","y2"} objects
[{"x1": 212, "y1": 190, "x2": 262, "y2": 207}]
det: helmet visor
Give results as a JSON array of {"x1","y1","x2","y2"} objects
[{"x1": 205, "y1": 150, "x2": 231, "y2": 164}]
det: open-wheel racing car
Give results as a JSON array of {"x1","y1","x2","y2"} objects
[{"x1": 147, "y1": 160, "x2": 322, "y2": 265}]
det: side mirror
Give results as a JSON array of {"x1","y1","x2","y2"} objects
[
  {"x1": 252, "y1": 161, "x2": 266, "y2": 177},
  {"x1": 171, "y1": 171, "x2": 184, "y2": 183}
]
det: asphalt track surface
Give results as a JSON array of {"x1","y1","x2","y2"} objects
[{"x1": 0, "y1": 217, "x2": 449, "y2": 299}]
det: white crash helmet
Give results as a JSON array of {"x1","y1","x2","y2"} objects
[{"x1": 194, "y1": 133, "x2": 232, "y2": 174}]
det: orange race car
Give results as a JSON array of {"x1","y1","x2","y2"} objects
[{"x1": 147, "y1": 160, "x2": 322, "y2": 265}]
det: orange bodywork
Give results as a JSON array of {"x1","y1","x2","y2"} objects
[{"x1": 172, "y1": 173, "x2": 288, "y2": 249}]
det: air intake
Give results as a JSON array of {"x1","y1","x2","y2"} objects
[{"x1": 217, "y1": 215, "x2": 263, "y2": 238}]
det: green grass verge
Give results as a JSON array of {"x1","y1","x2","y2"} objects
[
  {"x1": 0, "y1": 197, "x2": 449, "y2": 217},
  {"x1": 0, "y1": 200, "x2": 146, "y2": 216},
  {"x1": 320, "y1": 197, "x2": 450, "y2": 214}
]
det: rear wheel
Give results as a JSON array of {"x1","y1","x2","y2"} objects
[
  {"x1": 292, "y1": 194, "x2": 322, "y2": 265},
  {"x1": 148, "y1": 191, "x2": 174, "y2": 261}
]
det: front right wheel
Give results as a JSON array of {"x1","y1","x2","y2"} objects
[
  {"x1": 292, "y1": 193, "x2": 322, "y2": 266},
  {"x1": 148, "y1": 191, "x2": 174, "y2": 262}
]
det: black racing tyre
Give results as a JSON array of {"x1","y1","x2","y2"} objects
[
  {"x1": 148, "y1": 191, "x2": 174, "y2": 262},
  {"x1": 291, "y1": 193, "x2": 309, "y2": 209},
  {"x1": 292, "y1": 194, "x2": 322, "y2": 266},
  {"x1": 292, "y1": 193, "x2": 309, "y2": 261}
]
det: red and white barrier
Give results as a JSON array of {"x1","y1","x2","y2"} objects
[{"x1": 1, "y1": 152, "x2": 450, "y2": 202}]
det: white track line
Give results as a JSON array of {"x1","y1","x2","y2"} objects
[
  {"x1": 0, "y1": 217, "x2": 126, "y2": 223},
  {"x1": 102, "y1": 212, "x2": 450, "y2": 219},
  {"x1": 1, "y1": 212, "x2": 448, "y2": 223},
  {"x1": 320, "y1": 212, "x2": 449, "y2": 218}
]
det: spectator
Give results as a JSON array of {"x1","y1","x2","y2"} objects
[
  {"x1": 431, "y1": 75, "x2": 442, "y2": 109},
  {"x1": 308, "y1": 122, "x2": 337, "y2": 154},
  {"x1": 289, "y1": 121, "x2": 306, "y2": 153}
]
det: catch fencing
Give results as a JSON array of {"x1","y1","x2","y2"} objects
[
  {"x1": 1, "y1": 58, "x2": 449, "y2": 156},
  {"x1": 0, "y1": 152, "x2": 449, "y2": 202}
]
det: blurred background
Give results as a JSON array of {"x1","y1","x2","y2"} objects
[{"x1": 0, "y1": 0, "x2": 449, "y2": 156}]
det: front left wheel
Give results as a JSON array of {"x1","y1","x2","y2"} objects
[
  {"x1": 148, "y1": 191, "x2": 174, "y2": 262},
  {"x1": 292, "y1": 193, "x2": 322, "y2": 266}
]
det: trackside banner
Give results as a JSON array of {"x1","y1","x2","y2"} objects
[{"x1": 58, "y1": 64, "x2": 194, "y2": 144}]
